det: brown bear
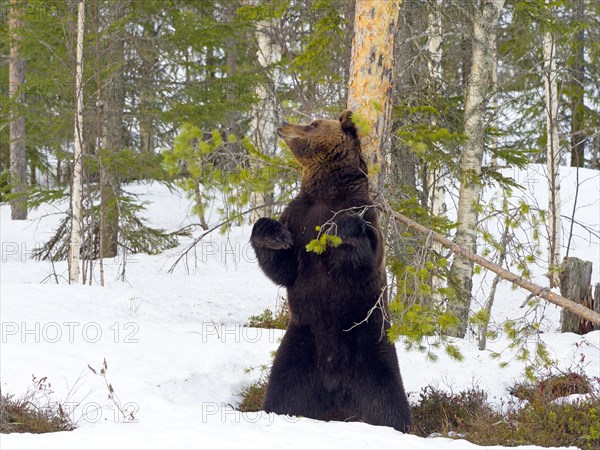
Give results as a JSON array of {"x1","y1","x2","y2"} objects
[{"x1": 250, "y1": 110, "x2": 412, "y2": 432}]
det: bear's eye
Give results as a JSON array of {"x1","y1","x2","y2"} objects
[{"x1": 309, "y1": 122, "x2": 318, "y2": 129}]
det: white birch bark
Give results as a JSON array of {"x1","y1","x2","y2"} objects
[
  {"x1": 69, "y1": 0, "x2": 85, "y2": 284},
  {"x1": 543, "y1": 0, "x2": 561, "y2": 286},
  {"x1": 426, "y1": 0, "x2": 447, "y2": 301},
  {"x1": 448, "y1": 0, "x2": 505, "y2": 337},
  {"x1": 427, "y1": 0, "x2": 445, "y2": 218},
  {"x1": 249, "y1": 19, "x2": 281, "y2": 223}
]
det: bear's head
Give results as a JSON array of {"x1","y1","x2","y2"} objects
[{"x1": 276, "y1": 110, "x2": 367, "y2": 179}]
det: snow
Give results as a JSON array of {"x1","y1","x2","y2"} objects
[{"x1": 1, "y1": 166, "x2": 598, "y2": 449}]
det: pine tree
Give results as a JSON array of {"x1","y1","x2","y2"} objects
[
  {"x1": 569, "y1": 0, "x2": 586, "y2": 167},
  {"x1": 8, "y1": 0, "x2": 27, "y2": 220},
  {"x1": 347, "y1": 0, "x2": 401, "y2": 189}
]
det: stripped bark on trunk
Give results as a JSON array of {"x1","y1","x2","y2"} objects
[{"x1": 347, "y1": 0, "x2": 402, "y2": 190}]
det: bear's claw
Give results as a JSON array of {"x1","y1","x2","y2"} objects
[
  {"x1": 335, "y1": 214, "x2": 367, "y2": 239},
  {"x1": 251, "y1": 217, "x2": 293, "y2": 250}
]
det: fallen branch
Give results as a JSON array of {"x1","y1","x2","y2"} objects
[{"x1": 388, "y1": 209, "x2": 600, "y2": 326}]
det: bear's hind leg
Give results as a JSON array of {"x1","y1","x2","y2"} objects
[
  {"x1": 348, "y1": 342, "x2": 412, "y2": 432},
  {"x1": 262, "y1": 324, "x2": 332, "y2": 420}
]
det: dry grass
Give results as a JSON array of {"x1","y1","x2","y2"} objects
[
  {"x1": 237, "y1": 369, "x2": 600, "y2": 449},
  {"x1": 411, "y1": 371, "x2": 600, "y2": 450},
  {"x1": 0, "y1": 376, "x2": 75, "y2": 434},
  {"x1": 509, "y1": 370, "x2": 592, "y2": 401},
  {"x1": 236, "y1": 376, "x2": 269, "y2": 413}
]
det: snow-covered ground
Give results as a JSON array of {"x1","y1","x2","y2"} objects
[{"x1": 1, "y1": 166, "x2": 599, "y2": 449}]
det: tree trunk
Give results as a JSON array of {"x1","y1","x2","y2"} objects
[
  {"x1": 224, "y1": 3, "x2": 242, "y2": 176},
  {"x1": 559, "y1": 257, "x2": 593, "y2": 334},
  {"x1": 544, "y1": 0, "x2": 561, "y2": 287},
  {"x1": 594, "y1": 284, "x2": 600, "y2": 331},
  {"x1": 591, "y1": 133, "x2": 599, "y2": 170},
  {"x1": 347, "y1": 0, "x2": 402, "y2": 190},
  {"x1": 8, "y1": 0, "x2": 27, "y2": 220},
  {"x1": 389, "y1": 0, "x2": 417, "y2": 198},
  {"x1": 478, "y1": 199, "x2": 510, "y2": 350},
  {"x1": 461, "y1": 15, "x2": 472, "y2": 95},
  {"x1": 490, "y1": 32, "x2": 499, "y2": 167},
  {"x1": 448, "y1": 0, "x2": 505, "y2": 338},
  {"x1": 249, "y1": 18, "x2": 281, "y2": 223},
  {"x1": 100, "y1": 2, "x2": 127, "y2": 259},
  {"x1": 570, "y1": 0, "x2": 586, "y2": 167},
  {"x1": 138, "y1": 22, "x2": 158, "y2": 154},
  {"x1": 69, "y1": 0, "x2": 85, "y2": 284},
  {"x1": 100, "y1": 136, "x2": 121, "y2": 261},
  {"x1": 427, "y1": 0, "x2": 445, "y2": 217}
]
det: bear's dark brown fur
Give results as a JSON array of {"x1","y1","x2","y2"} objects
[{"x1": 250, "y1": 110, "x2": 412, "y2": 432}]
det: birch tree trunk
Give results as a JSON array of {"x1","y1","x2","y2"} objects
[
  {"x1": 69, "y1": 0, "x2": 85, "y2": 284},
  {"x1": 347, "y1": 0, "x2": 402, "y2": 190},
  {"x1": 426, "y1": 0, "x2": 446, "y2": 301},
  {"x1": 8, "y1": 0, "x2": 27, "y2": 220},
  {"x1": 448, "y1": 0, "x2": 505, "y2": 337},
  {"x1": 544, "y1": 0, "x2": 561, "y2": 287},
  {"x1": 249, "y1": 18, "x2": 281, "y2": 223},
  {"x1": 427, "y1": 0, "x2": 445, "y2": 217}
]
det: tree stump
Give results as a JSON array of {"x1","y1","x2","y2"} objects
[
  {"x1": 559, "y1": 257, "x2": 595, "y2": 334},
  {"x1": 592, "y1": 283, "x2": 600, "y2": 332}
]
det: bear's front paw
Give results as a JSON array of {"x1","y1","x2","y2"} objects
[
  {"x1": 251, "y1": 218, "x2": 293, "y2": 250},
  {"x1": 335, "y1": 214, "x2": 367, "y2": 239}
]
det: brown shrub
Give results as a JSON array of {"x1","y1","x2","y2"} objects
[{"x1": 0, "y1": 376, "x2": 75, "y2": 434}]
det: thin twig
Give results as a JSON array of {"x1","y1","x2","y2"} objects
[
  {"x1": 167, "y1": 202, "x2": 285, "y2": 273},
  {"x1": 344, "y1": 286, "x2": 389, "y2": 341},
  {"x1": 565, "y1": 164, "x2": 581, "y2": 258}
]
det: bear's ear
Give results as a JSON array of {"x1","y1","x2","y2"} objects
[{"x1": 339, "y1": 110, "x2": 358, "y2": 137}]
